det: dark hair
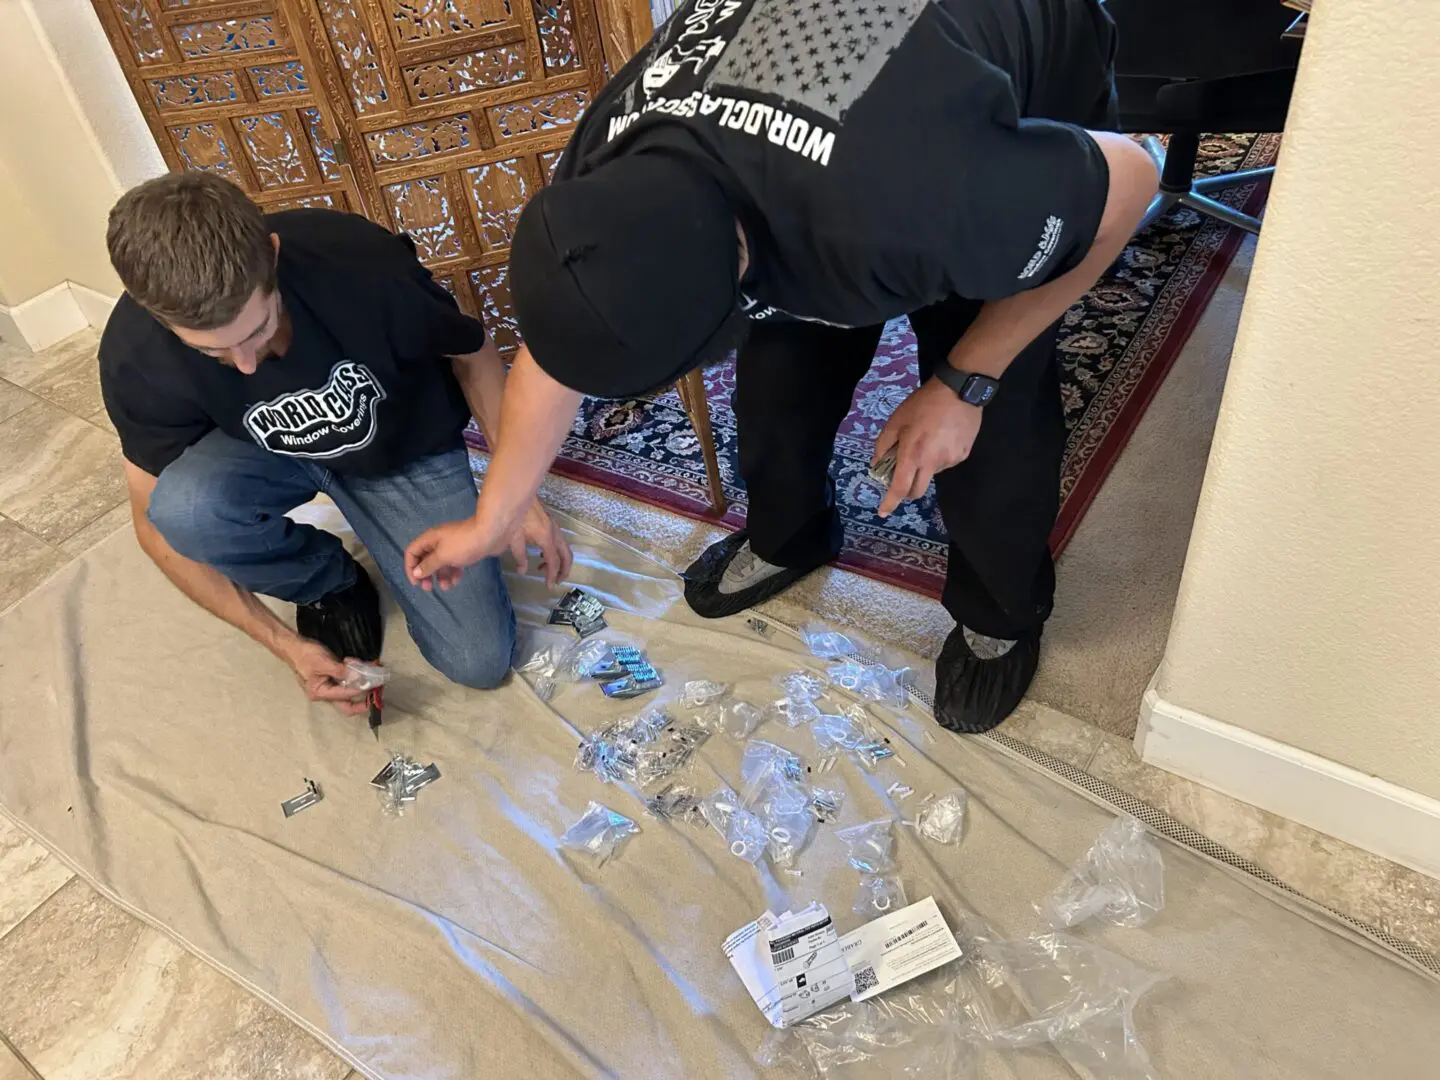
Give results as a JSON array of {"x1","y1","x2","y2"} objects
[{"x1": 106, "y1": 172, "x2": 275, "y2": 329}]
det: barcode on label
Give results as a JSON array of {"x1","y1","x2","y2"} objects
[
  {"x1": 884, "y1": 919, "x2": 928, "y2": 951},
  {"x1": 771, "y1": 946, "x2": 795, "y2": 964},
  {"x1": 853, "y1": 966, "x2": 879, "y2": 994}
]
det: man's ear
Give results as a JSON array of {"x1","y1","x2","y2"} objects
[{"x1": 270, "y1": 232, "x2": 281, "y2": 257}]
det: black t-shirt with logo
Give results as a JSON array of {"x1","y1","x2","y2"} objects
[
  {"x1": 100, "y1": 209, "x2": 483, "y2": 478},
  {"x1": 554, "y1": 0, "x2": 1116, "y2": 328}
]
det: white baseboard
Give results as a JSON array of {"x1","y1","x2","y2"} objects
[
  {"x1": 69, "y1": 281, "x2": 118, "y2": 331},
  {"x1": 1137, "y1": 688, "x2": 1440, "y2": 880}
]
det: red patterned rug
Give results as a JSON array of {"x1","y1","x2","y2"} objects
[{"x1": 469, "y1": 133, "x2": 1278, "y2": 599}]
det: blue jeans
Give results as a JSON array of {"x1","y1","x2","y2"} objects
[{"x1": 147, "y1": 431, "x2": 515, "y2": 689}]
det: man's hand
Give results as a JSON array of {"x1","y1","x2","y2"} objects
[
  {"x1": 280, "y1": 636, "x2": 369, "y2": 716},
  {"x1": 873, "y1": 379, "x2": 982, "y2": 517},
  {"x1": 404, "y1": 516, "x2": 503, "y2": 591},
  {"x1": 509, "y1": 500, "x2": 573, "y2": 587}
]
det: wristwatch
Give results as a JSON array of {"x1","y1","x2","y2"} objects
[{"x1": 933, "y1": 366, "x2": 1000, "y2": 407}]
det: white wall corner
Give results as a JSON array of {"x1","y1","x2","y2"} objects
[
  {"x1": 69, "y1": 280, "x2": 118, "y2": 332},
  {"x1": 0, "y1": 281, "x2": 90, "y2": 352},
  {"x1": 1137, "y1": 686, "x2": 1440, "y2": 880}
]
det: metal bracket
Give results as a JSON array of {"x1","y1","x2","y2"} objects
[{"x1": 281, "y1": 778, "x2": 323, "y2": 817}]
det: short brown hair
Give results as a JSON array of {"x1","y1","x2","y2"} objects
[{"x1": 107, "y1": 172, "x2": 275, "y2": 330}]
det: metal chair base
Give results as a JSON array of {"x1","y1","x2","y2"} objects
[{"x1": 1137, "y1": 135, "x2": 1273, "y2": 236}]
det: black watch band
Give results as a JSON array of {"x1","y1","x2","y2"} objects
[{"x1": 933, "y1": 366, "x2": 1000, "y2": 407}]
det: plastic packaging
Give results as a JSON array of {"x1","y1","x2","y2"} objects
[
  {"x1": 766, "y1": 697, "x2": 822, "y2": 729},
  {"x1": 1039, "y1": 816, "x2": 1165, "y2": 929},
  {"x1": 720, "y1": 700, "x2": 764, "y2": 740},
  {"x1": 757, "y1": 991, "x2": 975, "y2": 1080},
  {"x1": 913, "y1": 789, "x2": 968, "y2": 846},
  {"x1": 853, "y1": 874, "x2": 908, "y2": 917},
  {"x1": 574, "y1": 709, "x2": 707, "y2": 789},
  {"x1": 743, "y1": 769, "x2": 816, "y2": 869},
  {"x1": 556, "y1": 636, "x2": 615, "y2": 681},
  {"x1": 559, "y1": 801, "x2": 639, "y2": 866},
  {"x1": 515, "y1": 645, "x2": 560, "y2": 701},
  {"x1": 642, "y1": 782, "x2": 705, "y2": 824},
  {"x1": 700, "y1": 787, "x2": 768, "y2": 864},
  {"x1": 341, "y1": 659, "x2": 388, "y2": 691},
  {"x1": 740, "y1": 740, "x2": 806, "y2": 788},
  {"x1": 775, "y1": 670, "x2": 830, "y2": 702},
  {"x1": 680, "y1": 679, "x2": 728, "y2": 708},
  {"x1": 835, "y1": 819, "x2": 897, "y2": 874},
  {"x1": 808, "y1": 785, "x2": 846, "y2": 823},
  {"x1": 801, "y1": 623, "x2": 860, "y2": 660},
  {"x1": 827, "y1": 659, "x2": 908, "y2": 709},
  {"x1": 961, "y1": 925, "x2": 1163, "y2": 1080},
  {"x1": 811, "y1": 712, "x2": 866, "y2": 757}
]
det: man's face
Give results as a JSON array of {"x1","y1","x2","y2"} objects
[{"x1": 170, "y1": 285, "x2": 282, "y2": 375}]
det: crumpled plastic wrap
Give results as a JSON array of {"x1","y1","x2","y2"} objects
[
  {"x1": 835, "y1": 819, "x2": 897, "y2": 874},
  {"x1": 913, "y1": 789, "x2": 968, "y2": 846},
  {"x1": 852, "y1": 874, "x2": 908, "y2": 917},
  {"x1": 757, "y1": 988, "x2": 975, "y2": 1079},
  {"x1": 558, "y1": 801, "x2": 639, "y2": 866},
  {"x1": 957, "y1": 922, "x2": 1164, "y2": 1080},
  {"x1": 1039, "y1": 816, "x2": 1165, "y2": 929}
]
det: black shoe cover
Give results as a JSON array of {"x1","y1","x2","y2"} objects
[
  {"x1": 296, "y1": 560, "x2": 384, "y2": 661},
  {"x1": 682, "y1": 530, "x2": 831, "y2": 620},
  {"x1": 934, "y1": 625, "x2": 1041, "y2": 733}
]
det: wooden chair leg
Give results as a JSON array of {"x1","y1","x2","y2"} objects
[{"x1": 676, "y1": 369, "x2": 728, "y2": 515}]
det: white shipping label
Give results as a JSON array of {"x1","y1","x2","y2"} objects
[
  {"x1": 764, "y1": 906, "x2": 855, "y2": 1026},
  {"x1": 838, "y1": 895, "x2": 964, "y2": 1002}
]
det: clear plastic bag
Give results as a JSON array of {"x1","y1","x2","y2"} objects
[
  {"x1": 515, "y1": 644, "x2": 561, "y2": 701},
  {"x1": 766, "y1": 697, "x2": 822, "y2": 729},
  {"x1": 740, "y1": 740, "x2": 806, "y2": 788},
  {"x1": 557, "y1": 636, "x2": 616, "y2": 681},
  {"x1": 835, "y1": 819, "x2": 897, "y2": 874},
  {"x1": 776, "y1": 670, "x2": 830, "y2": 702},
  {"x1": 757, "y1": 991, "x2": 975, "y2": 1080},
  {"x1": 801, "y1": 623, "x2": 860, "y2": 660},
  {"x1": 853, "y1": 874, "x2": 907, "y2": 917},
  {"x1": 643, "y1": 782, "x2": 705, "y2": 824},
  {"x1": 574, "y1": 709, "x2": 706, "y2": 789},
  {"x1": 913, "y1": 789, "x2": 968, "y2": 846},
  {"x1": 680, "y1": 679, "x2": 728, "y2": 708},
  {"x1": 341, "y1": 659, "x2": 388, "y2": 691},
  {"x1": 559, "y1": 801, "x2": 639, "y2": 866},
  {"x1": 1039, "y1": 816, "x2": 1165, "y2": 929},
  {"x1": 721, "y1": 700, "x2": 765, "y2": 740},
  {"x1": 700, "y1": 787, "x2": 768, "y2": 863},
  {"x1": 809, "y1": 785, "x2": 846, "y2": 823},
  {"x1": 827, "y1": 659, "x2": 908, "y2": 709},
  {"x1": 744, "y1": 770, "x2": 816, "y2": 869},
  {"x1": 811, "y1": 712, "x2": 866, "y2": 757},
  {"x1": 961, "y1": 925, "x2": 1164, "y2": 1080}
]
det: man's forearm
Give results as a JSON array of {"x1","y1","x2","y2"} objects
[
  {"x1": 948, "y1": 131, "x2": 1158, "y2": 379},
  {"x1": 133, "y1": 513, "x2": 299, "y2": 662},
  {"x1": 449, "y1": 338, "x2": 508, "y2": 449}
]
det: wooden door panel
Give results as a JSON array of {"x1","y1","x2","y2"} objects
[
  {"x1": 290, "y1": 0, "x2": 610, "y2": 338},
  {"x1": 92, "y1": 0, "x2": 370, "y2": 216}
]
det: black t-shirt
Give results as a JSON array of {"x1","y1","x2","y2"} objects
[
  {"x1": 100, "y1": 209, "x2": 484, "y2": 477},
  {"x1": 554, "y1": 0, "x2": 1115, "y2": 328}
]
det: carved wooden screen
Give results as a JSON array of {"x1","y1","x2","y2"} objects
[{"x1": 91, "y1": 0, "x2": 615, "y2": 352}]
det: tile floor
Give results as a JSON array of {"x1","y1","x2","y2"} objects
[{"x1": 0, "y1": 330, "x2": 1435, "y2": 1078}]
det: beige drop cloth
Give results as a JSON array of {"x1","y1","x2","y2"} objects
[{"x1": 0, "y1": 513, "x2": 1436, "y2": 1079}]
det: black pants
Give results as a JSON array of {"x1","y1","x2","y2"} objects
[
  {"x1": 734, "y1": 303, "x2": 1063, "y2": 640},
  {"x1": 732, "y1": 7, "x2": 1119, "y2": 640}
]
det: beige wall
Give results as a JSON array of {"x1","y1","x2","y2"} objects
[
  {"x1": 1156, "y1": 0, "x2": 1440, "y2": 799},
  {"x1": 0, "y1": 0, "x2": 162, "y2": 306}
]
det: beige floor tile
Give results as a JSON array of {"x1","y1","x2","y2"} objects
[
  {"x1": 0, "y1": 815, "x2": 72, "y2": 940},
  {"x1": 57, "y1": 503, "x2": 133, "y2": 561},
  {"x1": 995, "y1": 699, "x2": 1106, "y2": 770},
  {"x1": 24, "y1": 344, "x2": 103, "y2": 422},
  {"x1": 0, "y1": 880, "x2": 350, "y2": 1080},
  {"x1": 0, "y1": 519, "x2": 64, "y2": 614},
  {"x1": 0, "y1": 1040, "x2": 38, "y2": 1080},
  {"x1": 0, "y1": 332, "x2": 98, "y2": 391},
  {"x1": 1087, "y1": 733, "x2": 1440, "y2": 956},
  {"x1": 0, "y1": 381, "x2": 37, "y2": 426},
  {"x1": 0, "y1": 401, "x2": 126, "y2": 545}
]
